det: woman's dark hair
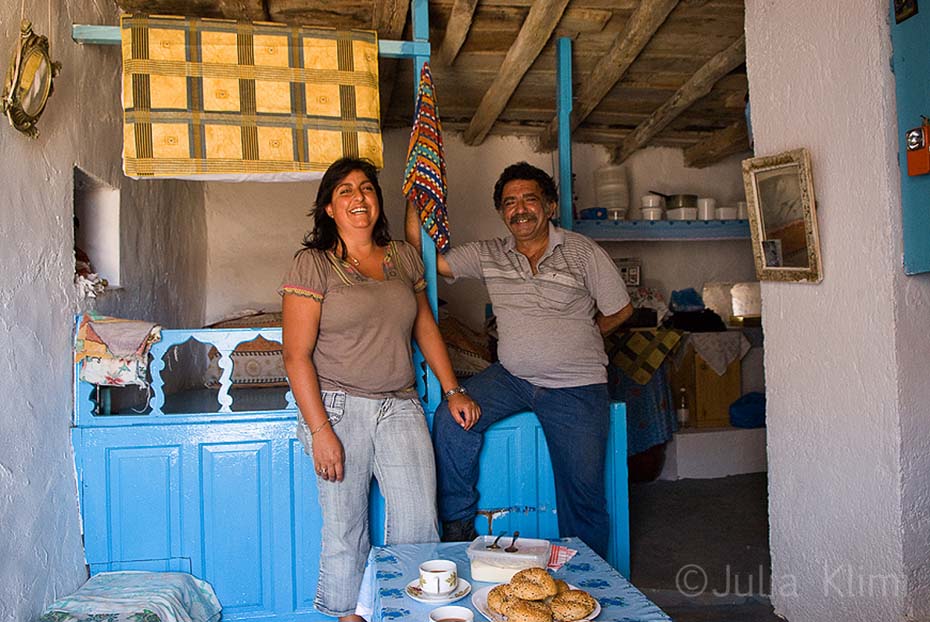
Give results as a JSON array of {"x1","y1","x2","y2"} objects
[
  {"x1": 492, "y1": 162, "x2": 559, "y2": 210},
  {"x1": 301, "y1": 157, "x2": 391, "y2": 257}
]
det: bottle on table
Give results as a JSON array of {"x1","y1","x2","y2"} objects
[{"x1": 677, "y1": 387, "x2": 690, "y2": 428}]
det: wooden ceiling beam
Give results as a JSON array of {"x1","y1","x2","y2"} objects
[
  {"x1": 683, "y1": 118, "x2": 749, "y2": 168},
  {"x1": 117, "y1": 0, "x2": 269, "y2": 20},
  {"x1": 462, "y1": 0, "x2": 572, "y2": 146},
  {"x1": 537, "y1": 0, "x2": 679, "y2": 150},
  {"x1": 437, "y1": 0, "x2": 481, "y2": 65},
  {"x1": 612, "y1": 34, "x2": 745, "y2": 164},
  {"x1": 372, "y1": 0, "x2": 411, "y2": 129}
]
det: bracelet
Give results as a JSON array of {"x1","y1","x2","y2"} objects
[
  {"x1": 442, "y1": 386, "x2": 468, "y2": 400},
  {"x1": 310, "y1": 419, "x2": 331, "y2": 436}
]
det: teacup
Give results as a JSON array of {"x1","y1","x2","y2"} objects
[
  {"x1": 429, "y1": 605, "x2": 474, "y2": 622},
  {"x1": 418, "y1": 559, "x2": 458, "y2": 596}
]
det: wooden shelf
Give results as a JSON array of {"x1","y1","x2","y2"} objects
[{"x1": 573, "y1": 219, "x2": 751, "y2": 241}]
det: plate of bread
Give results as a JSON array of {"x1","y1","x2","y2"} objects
[{"x1": 471, "y1": 568, "x2": 600, "y2": 622}]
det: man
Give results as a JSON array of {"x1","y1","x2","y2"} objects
[{"x1": 406, "y1": 162, "x2": 632, "y2": 557}]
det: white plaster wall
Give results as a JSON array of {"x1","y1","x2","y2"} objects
[
  {"x1": 204, "y1": 181, "x2": 311, "y2": 323},
  {"x1": 745, "y1": 0, "x2": 930, "y2": 619},
  {"x1": 0, "y1": 2, "x2": 207, "y2": 619}
]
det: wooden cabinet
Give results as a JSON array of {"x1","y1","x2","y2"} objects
[{"x1": 671, "y1": 342, "x2": 741, "y2": 428}]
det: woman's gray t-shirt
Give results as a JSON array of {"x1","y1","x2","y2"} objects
[{"x1": 279, "y1": 241, "x2": 426, "y2": 398}]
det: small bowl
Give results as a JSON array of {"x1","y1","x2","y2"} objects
[
  {"x1": 642, "y1": 207, "x2": 664, "y2": 221},
  {"x1": 716, "y1": 207, "x2": 738, "y2": 220},
  {"x1": 641, "y1": 195, "x2": 663, "y2": 208},
  {"x1": 429, "y1": 605, "x2": 474, "y2": 622},
  {"x1": 667, "y1": 207, "x2": 698, "y2": 220}
]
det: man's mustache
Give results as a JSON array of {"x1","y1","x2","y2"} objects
[{"x1": 509, "y1": 213, "x2": 537, "y2": 225}]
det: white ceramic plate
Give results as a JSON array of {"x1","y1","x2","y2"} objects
[
  {"x1": 405, "y1": 578, "x2": 472, "y2": 604},
  {"x1": 471, "y1": 584, "x2": 600, "y2": 622}
]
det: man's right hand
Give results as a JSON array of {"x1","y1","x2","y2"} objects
[{"x1": 405, "y1": 199, "x2": 454, "y2": 278}]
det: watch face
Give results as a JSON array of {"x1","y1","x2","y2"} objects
[{"x1": 906, "y1": 128, "x2": 924, "y2": 151}]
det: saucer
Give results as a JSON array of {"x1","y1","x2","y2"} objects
[{"x1": 405, "y1": 578, "x2": 472, "y2": 604}]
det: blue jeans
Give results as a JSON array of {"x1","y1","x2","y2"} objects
[
  {"x1": 299, "y1": 391, "x2": 439, "y2": 617},
  {"x1": 433, "y1": 363, "x2": 611, "y2": 557}
]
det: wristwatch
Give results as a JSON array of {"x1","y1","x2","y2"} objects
[{"x1": 442, "y1": 386, "x2": 468, "y2": 400}]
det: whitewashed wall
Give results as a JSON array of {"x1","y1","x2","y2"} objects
[
  {"x1": 0, "y1": 2, "x2": 207, "y2": 619},
  {"x1": 204, "y1": 130, "x2": 755, "y2": 330},
  {"x1": 204, "y1": 181, "x2": 311, "y2": 323},
  {"x1": 746, "y1": 0, "x2": 930, "y2": 619}
]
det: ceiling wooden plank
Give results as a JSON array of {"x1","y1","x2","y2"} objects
[
  {"x1": 612, "y1": 34, "x2": 745, "y2": 163},
  {"x1": 683, "y1": 118, "x2": 749, "y2": 168},
  {"x1": 538, "y1": 0, "x2": 679, "y2": 149},
  {"x1": 462, "y1": 0, "x2": 572, "y2": 146},
  {"x1": 371, "y1": 0, "x2": 410, "y2": 128},
  {"x1": 117, "y1": 0, "x2": 268, "y2": 20},
  {"x1": 437, "y1": 0, "x2": 481, "y2": 65}
]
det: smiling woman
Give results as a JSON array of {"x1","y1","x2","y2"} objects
[{"x1": 278, "y1": 157, "x2": 480, "y2": 621}]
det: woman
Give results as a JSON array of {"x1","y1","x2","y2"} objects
[{"x1": 279, "y1": 157, "x2": 481, "y2": 622}]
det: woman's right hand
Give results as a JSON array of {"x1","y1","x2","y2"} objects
[{"x1": 313, "y1": 425, "x2": 345, "y2": 482}]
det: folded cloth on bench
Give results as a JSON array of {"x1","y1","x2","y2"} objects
[
  {"x1": 39, "y1": 571, "x2": 221, "y2": 622},
  {"x1": 606, "y1": 327, "x2": 683, "y2": 385}
]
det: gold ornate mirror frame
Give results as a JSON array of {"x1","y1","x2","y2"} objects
[
  {"x1": 1, "y1": 20, "x2": 61, "y2": 138},
  {"x1": 742, "y1": 148, "x2": 823, "y2": 283}
]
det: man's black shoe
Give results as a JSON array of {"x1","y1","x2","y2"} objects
[{"x1": 441, "y1": 519, "x2": 479, "y2": 542}]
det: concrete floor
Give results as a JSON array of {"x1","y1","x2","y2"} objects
[{"x1": 629, "y1": 473, "x2": 785, "y2": 622}]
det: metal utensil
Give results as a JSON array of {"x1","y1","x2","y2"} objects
[
  {"x1": 505, "y1": 531, "x2": 520, "y2": 553},
  {"x1": 486, "y1": 531, "x2": 508, "y2": 549}
]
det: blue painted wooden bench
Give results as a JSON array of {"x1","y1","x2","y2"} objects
[{"x1": 72, "y1": 325, "x2": 628, "y2": 622}]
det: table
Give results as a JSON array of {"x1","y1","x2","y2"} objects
[{"x1": 363, "y1": 538, "x2": 670, "y2": 622}]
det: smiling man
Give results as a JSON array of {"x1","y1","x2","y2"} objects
[{"x1": 406, "y1": 162, "x2": 633, "y2": 557}]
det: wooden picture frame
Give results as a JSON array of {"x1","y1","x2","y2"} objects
[{"x1": 741, "y1": 148, "x2": 823, "y2": 283}]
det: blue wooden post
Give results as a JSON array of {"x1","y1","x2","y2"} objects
[{"x1": 557, "y1": 37, "x2": 573, "y2": 231}]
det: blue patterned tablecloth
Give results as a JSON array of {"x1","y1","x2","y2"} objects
[{"x1": 365, "y1": 538, "x2": 670, "y2": 622}]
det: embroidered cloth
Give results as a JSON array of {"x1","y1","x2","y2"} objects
[
  {"x1": 606, "y1": 327, "x2": 683, "y2": 385},
  {"x1": 403, "y1": 62, "x2": 450, "y2": 253},
  {"x1": 39, "y1": 571, "x2": 221, "y2": 622},
  {"x1": 75, "y1": 313, "x2": 161, "y2": 387},
  {"x1": 120, "y1": 15, "x2": 382, "y2": 180}
]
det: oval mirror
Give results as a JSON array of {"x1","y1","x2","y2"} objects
[
  {"x1": 18, "y1": 48, "x2": 51, "y2": 117},
  {"x1": 0, "y1": 20, "x2": 60, "y2": 139}
]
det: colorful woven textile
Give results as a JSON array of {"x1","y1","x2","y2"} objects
[
  {"x1": 75, "y1": 313, "x2": 162, "y2": 387},
  {"x1": 606, "y1": 327, "x2": 683, "y2": 385},
  {"x1": 403, "y1": 63, "x2": 450, "y2": 253},
  {"x1": 120, "y1": 15, "x2": 382, "y2": 180}
]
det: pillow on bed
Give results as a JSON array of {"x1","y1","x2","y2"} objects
[{"x1": 204, "y1": 312, "x2": 288, "y2": 388}]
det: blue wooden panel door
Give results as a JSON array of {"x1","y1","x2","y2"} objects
[
  {"x1": 74, "y1": 406, "x2": 629, "y2": 621},
  {"x1": 891, "y1": 3, "x2": 930, "y2": 274},
  {"x1": 75, "y1": 420, "x2": 330, "y2": 622}
]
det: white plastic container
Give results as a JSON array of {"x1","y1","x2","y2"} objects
[
  {"x1": 466, "y1": 536, "x2": 550, "y2": 583},
  {"x1": 667, "y1": 207, "x2": 698, "y2": 220},
  {"x1": 641, "y1": 194, "x2": 663, "y2": 209},
  {"x1": 737, "y1": 201, "x2": 749, "y2": 220},
  {"x1": 716, "y1": 206, "x2": 738, "y2": 220},
  {"x1": 642, "y1": 207, "x2": 664, "y2": 220},
  {"x1": 607, "y1": 207, "x2": 626, "y2": 221},
  {"x1": 697, "y1": 197, "x2": 716, "y2": 220}
]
